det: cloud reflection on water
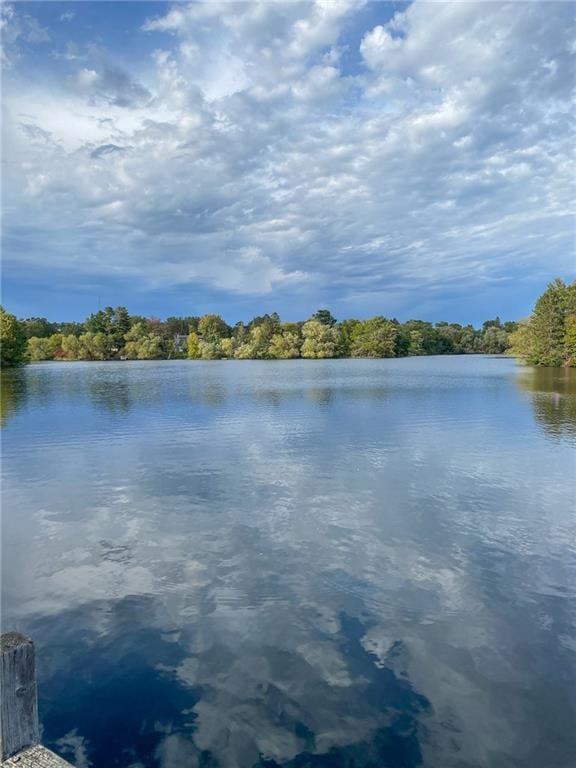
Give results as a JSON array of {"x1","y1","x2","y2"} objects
[{"x1": 2, "y1": 358, "x2": 575, "y2": 768}]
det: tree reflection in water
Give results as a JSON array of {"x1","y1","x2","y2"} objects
[
  {"x1": 516, "y1": 366, "x2": 576, "y2": 438},
  {"x1": 1, "y1": 369, "x2": 27, "y2": 425}
]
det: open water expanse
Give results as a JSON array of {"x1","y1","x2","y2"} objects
[{"x1": 1, "y1": 356, "x2": 575, "y2": 768}]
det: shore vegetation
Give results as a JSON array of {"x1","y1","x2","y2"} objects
[{"x1": 1, "y1": 280, "x2": 573, "y2": 367}]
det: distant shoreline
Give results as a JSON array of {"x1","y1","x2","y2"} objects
[{"x1": 18, "y1": 352, "x2": 514, "y2": 364}]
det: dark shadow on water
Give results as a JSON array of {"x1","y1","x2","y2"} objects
[{"x1": 31, "y1": 596, "x2": 201, "y2": 767}]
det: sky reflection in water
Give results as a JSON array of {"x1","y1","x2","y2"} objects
[{"x1": 2, "y1": 357, "x2": 575, "y2": 768}]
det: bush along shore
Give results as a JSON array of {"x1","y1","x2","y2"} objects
[{"x1": 0, "y1": 279, "x2": 574, "y2": 368}]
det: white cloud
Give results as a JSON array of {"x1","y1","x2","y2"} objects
[
  {"x1": 75, "y1": 67, "x2": 99, "y2": 88},
  {"x1": 3, "y1": 1, "x2": 574, "y2": 310},
  {"x1": 1, "y1": 3, "x2": 50, "y2": 66}
]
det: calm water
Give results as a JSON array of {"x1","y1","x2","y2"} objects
[{"x1": 1, "y1": 357, "x2": 575, "y2": 768}]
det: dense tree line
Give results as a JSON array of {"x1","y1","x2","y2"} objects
[
  {"x1": 509, "y1": 278, "x2": 576, "y2": 366},
  {"x1": 1, "y1": 304, "x2": 521, "y2": 367}
]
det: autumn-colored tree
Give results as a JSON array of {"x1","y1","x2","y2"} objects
[{"x1": 187, "y1": 332, "x2": 201, "y2": 359}]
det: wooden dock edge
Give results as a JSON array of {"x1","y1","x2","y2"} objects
[
  {"x1": 1, "y1": 634, "x2": 73, "y2": 767},
  {"x1": 2, "y1": 745, "x2": 73, "y2": 767}
]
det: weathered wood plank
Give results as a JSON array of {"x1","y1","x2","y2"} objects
[
  {"x1": 1, "y1": 744, "x2": 73, "y2": 767},
  {"x1": 0, "y1": 634, "x2": 39, "y2": 761}
]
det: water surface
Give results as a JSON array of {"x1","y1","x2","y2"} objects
[{"x1": 2, "y1": 357, "x2": 575, "y2": 768}]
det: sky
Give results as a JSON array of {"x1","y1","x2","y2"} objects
[{"x1": 2, "y1": 1, "x2": 574, "y2": 325}]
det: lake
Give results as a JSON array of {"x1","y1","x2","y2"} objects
[{"x1": 1, "y1": 356, "x2": 575, "y2": 768}]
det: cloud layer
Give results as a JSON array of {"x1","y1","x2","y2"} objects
[{"x1": 2, "y1": 1, "x2": 574, "y2": 319}]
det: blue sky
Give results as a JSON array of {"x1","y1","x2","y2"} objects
[{"x1": 2, "y1": 1, "x2": 574, "y2": 325}]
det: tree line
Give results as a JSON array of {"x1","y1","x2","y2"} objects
[{"x1": 1, "y1": 304, "x2": 520, "y2": 367}]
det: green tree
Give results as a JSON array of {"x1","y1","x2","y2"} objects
[
  {"x1": 198, "y1": 340, "x2": 224, "y2": 360},
  {"x1": 128, "y1": 314, "x2": 148, "y2": 328},
  {"x1": 509, "y1": 322, "x2": 535, "y2": 362},
  {"x1": 198, "y1": 314, "x2": 230, "y2": 343},
  {"x1": 245, "y1": 313, "x2": 281, "y2": 358},
  {"x1": 339, "y1": 319, "x2": 360, "y2": 357},
  {"x1": 399, "y1": 320, "x2": 438, "y2": 355},
  {"x1": 513, "y1": 279, "x2": 574, "y2": 366},
  {"x1": 249, "y1": 312, "x2": 281, "y2": 332},
  {"x1": 27, "y1": 337, "x2": 47, "y2": 361},
  {"x1": 61, "y1": 334, "x2": 81, "y2": 360},
  {"x1": 46, "y1": 333, "x2": 65, "y2": 358},
  {"x1": 456, "y1": 325, "x2": 479, "y2": 354},
  {"x1": 77, "y1": 332, "x2": 108, "y2": 360},
  {"x1": 312, "y1": 309, "x2": 337, "y2": 327},
  {"x1": 220, "y1": 338, "x2": 235, "y2": 358},
  {"x1": 232, "y1": 322, "x2": 249, "y2": 346},
  {"x1": 22, "y1": 317, "x2": 57, "y2": 339},
  {"x1": 408, "y1": 330, "x2": 424, "y2": 356},
  {"x1": 246, "y1": 325, "x2": 275, "y2": 359},
  {"x1": 234, "y1": 339, "x2": 255, "y2": 359},
  {"x1": 0, "y1": 308, "x2": 28, "y2": 367},
  {"x1": 479, "y1": 326, "x2": 509, "y2": 354},
  {"x1": 85, "y1": 307, "x2": 114, "y2": 336},
  {"x1": 137, "y1": 335, "x2": 163, "y2": 359},
  {"x1": 531, "y1": 279, "x2": 571, "y2": 365},
  {"x1": 567, "y1": 282, "x2": 576, "y2": 317},
  {"x1": 269, "y1": 325, "x2": 302, "y2": 359},
  {"x1": 84, "y1": 306, "x2": 129, "y2": 355},
  {"x1": 113, "y1": 306, "x2": 131, "y2": 347},
  {"x1": 27, "y1": 337, "x2": 52, "y2": 361},
  {"x1": 349, "y1": 317, "x2": 397, "y2": 358},
  {"x1": 58, "y1": 321, "x2": 84, "y2": 337},
  {"x1": 123, "y1": 323, "x2": 163, "y2": 360},
  {"x1": 301, "y1": 320, "x2": 340, "y2": 358},
  {"x1": 164, "y1": 316, "x2": 200, "y2": 336},
  {"x1": 563, "y1": 315, "x2": 576, "y2": 366}
]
